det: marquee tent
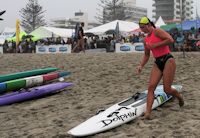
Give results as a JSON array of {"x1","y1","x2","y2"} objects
[
  {"x1": 85, "y1": 20, "x2": 139, "y2": 35},
  {"x1": 155, "y1": 16, "x2": 166, "y2": 27},
  {"x1": 176, "y1": 20, "x2": 200, "y2": 31},
  {"x1": 29, "y1": 26, "x2": 74, "y2": 40},
  {"x1": 0, "y1": 27, "x2": 15, "y2": 44},
  {"x1": 127, "y1": 28, "x2": 143, "y2": 36},
  {"x1": 6, "y1": 31, "x2": 27, "y2": 42},
  {"x1": 160, "y1": 23, "x2": 179, "y2": 31},
  {"x1": 0, "y1": 27, "x2": 28, "y2": 44}
]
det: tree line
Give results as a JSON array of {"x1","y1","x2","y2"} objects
[{"x1": 20, "y1": 0, "x2": 128, "y2": 33}]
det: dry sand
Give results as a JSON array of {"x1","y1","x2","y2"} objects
[{"x1": 0, "y1": 52, "x2": 199, "y2": 138}]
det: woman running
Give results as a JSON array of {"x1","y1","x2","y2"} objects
[{"x1": 136, "y1": 17, "x2": 184, "y2": 119}]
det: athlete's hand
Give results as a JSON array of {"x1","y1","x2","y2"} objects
[{"x1": 136, "y1": 65, "x2": 143, "y2": 75}]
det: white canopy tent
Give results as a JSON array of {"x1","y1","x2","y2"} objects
[
  {"x1": 0, "y1": 27, "x2": 15, "y2": 44},
  {"x1": 0, "y1": 27, "x2": 27, "y2": 44},
  {"x1": 30, "y1": 26, "x2": 74, "y2": 40},
  {"x1": 155, "y1": 16, "x2": 166, "y2": 27},
  {"x1": 85, "y1": 20, "x2": 139, "y2": 35}
]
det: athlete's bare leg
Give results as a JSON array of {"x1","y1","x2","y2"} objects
[
  {"x1": 163, "y1": 58, "x2": 184, "y2": 107},
  {"x1": 145, "y1": 64, "x2": 162, "y2": 119}
]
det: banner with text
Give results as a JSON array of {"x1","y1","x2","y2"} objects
[
  {"x1": 115, "y1": 43, "x2": 144, "y2": 53},
  {"x1": 36, "y1": 45, "x2": 71, "y2": 54}
]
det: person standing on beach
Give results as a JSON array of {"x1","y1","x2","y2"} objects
[
  {"x1": 72, "y1": 22, "x2": 85, "y2": 53},
  {"x1": 78, "y1": 22, "x2": 85, "y2": 53},
  {"x1": 135, "y1": 17, "x2": 184, "y2": 119}
]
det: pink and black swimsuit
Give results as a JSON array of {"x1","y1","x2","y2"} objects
[{"x1": 145, "y1": 31, "x2": 173, "y2": 72}]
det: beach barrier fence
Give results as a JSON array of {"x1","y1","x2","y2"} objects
[
  {"x1": 36, "y1": 44, "x2": 71, "y2": 54},
  {"x1": 115, "y1": 43, "x2": 144, "y2": 53}
]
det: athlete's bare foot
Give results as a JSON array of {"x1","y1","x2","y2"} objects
[
  {"x1": 141, "y1": 113, "x2": 152, "y2": 120},
  {"x1": 144, "y1": 114, "x2": 152, "y2": 120}
]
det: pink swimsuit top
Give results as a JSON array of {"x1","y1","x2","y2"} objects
[{"x1": 144, "y1": 31, "x2": 170, "y2": 58}]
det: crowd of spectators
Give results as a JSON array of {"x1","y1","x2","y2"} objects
[
  {"x1": 2, "y1": 37, "x2": 68, "y2": 53},
  {"x1": 1, "y1": 28, "x2": 200, "y2": 53},
  {"x1": 84, "y1": 28, "x2": 200, "y2": 52},
  {"x1": 170, "y1": 28, "x2": 200, "y2": 51}
]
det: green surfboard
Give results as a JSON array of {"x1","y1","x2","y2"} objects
[
  {"x1": 6, "y1": 79, "x2": 26, "y2": 92},
  {"x1": 0, "y1": 67, "x2": 58, "y2": 83}
]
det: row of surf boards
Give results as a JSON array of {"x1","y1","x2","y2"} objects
[
  {"x1": 0, "y1": 67, "x2": 72, "y2": 106},
  {"x1": 0, "y1": 71, "x2": 71, "y2": 93},
  {"x1": 0, "y1": 67, "x2": 183, "y2": 137}
]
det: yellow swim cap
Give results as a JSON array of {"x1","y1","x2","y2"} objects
[{"x1": 139, "y1": 17, "x2": 150, "y2": 24}]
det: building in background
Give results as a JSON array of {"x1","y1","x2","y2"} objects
[
  {"x1": 124, "y1": 0, "x2": 136, "y2": 6},
  {"x1": 152, "y1": 0, "x2": 194, "y2": 23},
  {"x1": 50, "y1": 1, "x2": 147, "y2": 30},
  {"x1": 50, "y1": 11, "x2": 100, "y2": 30},
  {"x1": 123, "y1": 0, "x2": 147, "y2": 23},
  {"x1": 124, "y1": 6, "x2": 147, "y2": 23}
]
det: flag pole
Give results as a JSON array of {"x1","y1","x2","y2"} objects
[
  {"x1": 16, "y1": 19, "x2": 20, "y2": 53},
  {"x1": 180, "y1": 0, "x2": 185, "y2": 58}
]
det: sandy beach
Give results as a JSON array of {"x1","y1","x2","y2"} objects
[{"x1": 0, "y1": 52, "x2": 199, "y2": 138}]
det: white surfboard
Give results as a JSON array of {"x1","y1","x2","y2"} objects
[{"x1": 68, "y1": 85, "x2": 182, "y2": 137}]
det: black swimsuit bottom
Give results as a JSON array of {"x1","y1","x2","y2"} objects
[{"x1": 155, "y1": 53, "x2": 174, "y2": 72}]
